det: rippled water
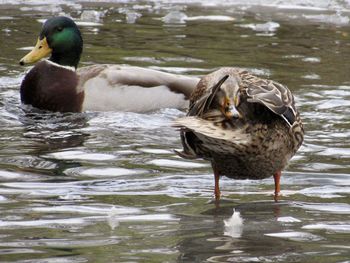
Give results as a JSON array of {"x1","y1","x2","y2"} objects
[{"x1": 0, "y1": 1, "x2": 350, "y2": 262}]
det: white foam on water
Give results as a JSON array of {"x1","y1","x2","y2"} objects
[
  {"x1": 265, "y1": 231, "x2": 324, "y2": 242},
  {"x1": 138, "y1": 148, "x2": 173, "y2": 154},
  {"x1": 32, "y1": 205, "x2": 141, "y2": 215},
  {"x1": 303, "y1": 13, "x2": 350, "y2": 25},
  {"x1": 147, "y1": 159, "x2": 208, "y2": 168},
  {"x1": 76, "y1": 167, "x2": 145, "y2": 177},
  {"x1": 295, "y1": 202, "x2": 350, "y2": 214},
  {"x1": 37, "y1": 18, "x2": 102, "y2": 26},
  {"x1": 299, "y1": 186, "x2": 350, "y2": 198},
  {"x1": 302, "y1": 74, "x2": 321, "y2": 80},
  {"x1": 45, "y1": 150, "x2": 116, "y2": 161},
  {"x1": 302, "y1": 57, "x2": 321, "y2": 63},
  {"x1": 2, "y1": 0, "x2": 350, "y2": 26},
  {"x1": 0, "y1": 170, "x2": 39, "y2": 181},
  {"x1": 302, "y1": 223, "x2": 350, "y2": 233},
  {"x1": 0, "y1": 217, "x2": 86, "y2": 228},
  {"x1": 186, "y1": 15, "x2": 235, "y2": 21},
  {"x1": 108, "y1": 212, "x2": 178, "y2": 230},
  {"x1": 277, "y1": 216, "x2": 302, "y2": 223}
]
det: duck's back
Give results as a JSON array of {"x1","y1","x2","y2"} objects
[{"x1": 20, "y1": 60, "x2": 83, "y2": 112}]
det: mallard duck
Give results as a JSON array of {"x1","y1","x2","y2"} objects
[
  {"x1": 174, "y1": 67, "x2": 304, "y2": 201},
  {"x1": 19, "y1": 16, "x2": 199, "y2": 112}
]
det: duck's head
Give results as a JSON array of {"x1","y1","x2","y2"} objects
[
  {"x1": 211, "y1": 74, "x2": 242, "y2": 119},
  {"x1": 19, "y1": 16, "x2": 83, "y2": 68}
]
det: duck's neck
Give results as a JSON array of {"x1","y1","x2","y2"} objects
[{"x1": 49, "y1": 51, "x2": 81, "y2": 69}]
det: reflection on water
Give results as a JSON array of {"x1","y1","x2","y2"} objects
[{"x1": 0, "y1": 1, "x2": 350, "y2": 262}]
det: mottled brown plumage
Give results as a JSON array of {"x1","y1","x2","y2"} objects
[{"x1": 174, "y1": 67, "x2": 304, "y2": 200}]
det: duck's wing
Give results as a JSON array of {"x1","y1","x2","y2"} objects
[
  {"x1": 78, "y1": 65, "x2": 199, "y2": 98},
  {"x1": 240, "y1": 71, "x2": 304, "y2": 148},
  {"x1": 77, "y1": 65, "x2": 200, "y2": 112},
  {"x1": 240, "y1": 71, "x2": 298, "y2": 127}
]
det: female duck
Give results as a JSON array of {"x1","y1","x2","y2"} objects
[
  {"x1": 19, "y1": 16, "x2": 199, "y2": 112},
  {"x1": 175, "y1": 68, "x2": 304, "y2": 201}
]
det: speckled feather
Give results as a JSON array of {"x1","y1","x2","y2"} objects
[{"x1": 175, "y1": 67, "x2": 304, "y2": 180}]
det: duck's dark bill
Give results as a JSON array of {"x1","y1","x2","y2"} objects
[{"x1": 19, "y1": 37, "x2": 52, "y2": 65}]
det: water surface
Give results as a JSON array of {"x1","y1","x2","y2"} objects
[{"x1": 0, "y1": 1, "x2": 350, "y2": 262}]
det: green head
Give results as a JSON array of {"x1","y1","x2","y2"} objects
[{"x1": 20, "y1": 16, "x2": 83, "y2": 68}]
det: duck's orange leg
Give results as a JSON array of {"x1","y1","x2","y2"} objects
[
  {"x1": 273, "y1": 171, "x2": 281, "y2": 202},
  {"x1": 213, "y1": 165, "x2": 221, "y2": 200}
]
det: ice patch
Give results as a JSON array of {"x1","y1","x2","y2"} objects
[
  {"x1": 118, "y1": 8, "x2": 142, "y2": 23},
  {"x1": 162, "y1": 11, "x2": 187, "y2": 24},
  {"x1": 80, "y1": 10, "x2": 107, "y2": 22}
]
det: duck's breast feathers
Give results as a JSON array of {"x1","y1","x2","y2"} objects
[{"x1": 21, "y1": 60, "x2": 83, "y2": 112}]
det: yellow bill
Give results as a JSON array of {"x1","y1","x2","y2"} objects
[{"x1": 19, "y1": 37, "x2": 52, "y2": 65}]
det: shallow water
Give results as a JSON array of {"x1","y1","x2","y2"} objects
[{"x1": 0, "y1": 1, "x2": 350, "y2": 262}]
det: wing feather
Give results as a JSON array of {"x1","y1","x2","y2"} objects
[{"x1": 244, "y1": 75, "x2": 297, "y2": 127}]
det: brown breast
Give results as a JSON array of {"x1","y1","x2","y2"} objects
[{"x1": 20, "y1": 61, "x2": 84, "y2": 112}]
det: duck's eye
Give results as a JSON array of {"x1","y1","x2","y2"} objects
[{"x1": 56, "y1": 26, "x2": 63, "y2": 32}]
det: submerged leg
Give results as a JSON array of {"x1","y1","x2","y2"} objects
[
  {"x1": 213, "y1": 163, "x2": 221, "y2": 200},
  {"x1": 273, "y1": 171, "x2": 281, "y2": 202}
]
